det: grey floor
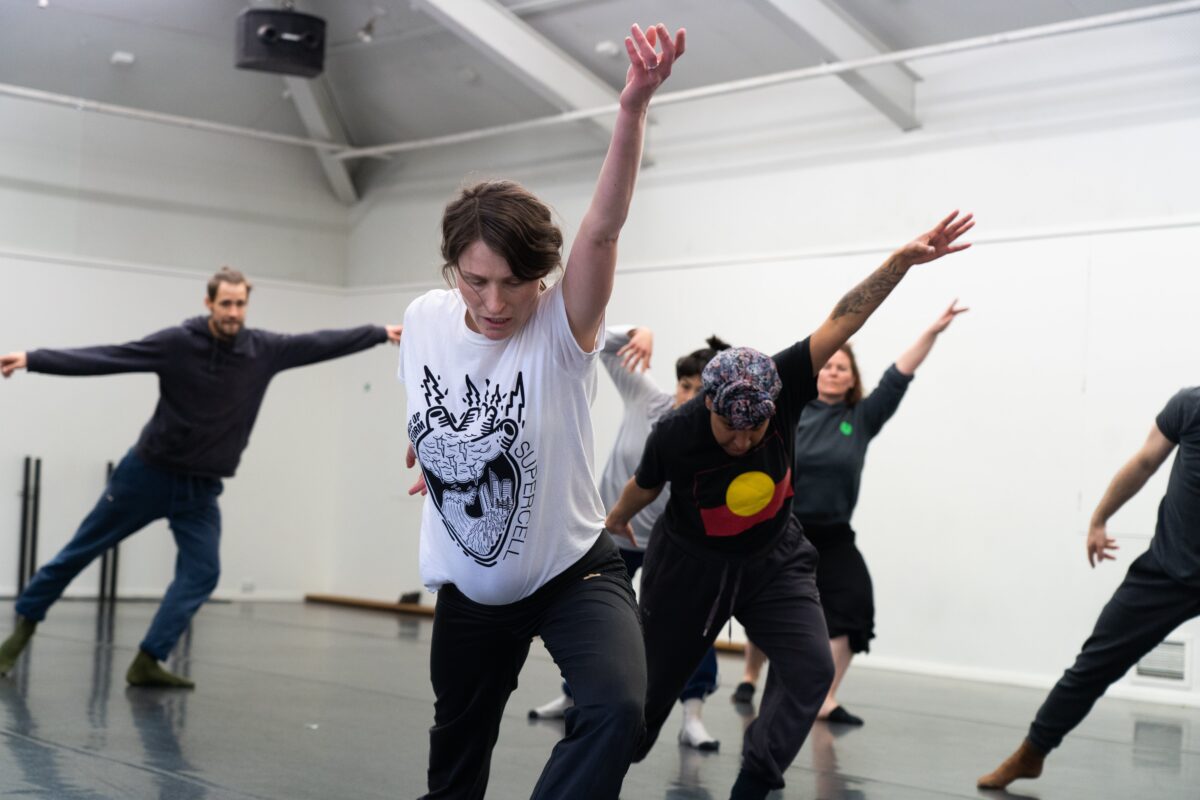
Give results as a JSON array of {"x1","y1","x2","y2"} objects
[{"x1": 0, "y1": 600, "x2": 1197, "y2": 799}]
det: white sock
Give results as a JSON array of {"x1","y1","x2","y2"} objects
[
  {"x1": 529, "y1": 693, "x2": 573, "y2": 719},
  {"x1": 678, "y1": 698, "x2": 719, "y2": 750}
]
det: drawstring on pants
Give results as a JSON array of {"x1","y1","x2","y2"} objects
[{"x1": 701, "y1": 562, "x2": 745, "y2": 638}]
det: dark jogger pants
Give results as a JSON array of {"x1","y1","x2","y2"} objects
[
  {"x1": 1028, "y1": 549, "x2": 1200, "y2": 753},
  {"x1": 421, "y1": 534, "x2": 646, "y2": 800},
  {"x1": 634, "y1": 519, "x2": 834, "y2": 792},
  {"x1": 562, "y1": 545, "x2": 720, "y2": 703}
]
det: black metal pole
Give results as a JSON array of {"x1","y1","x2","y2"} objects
[
  {"x1": 28, "y1": 458, "x2": 41, "y2": 587},
  {"x1": 99, "y1": 461, "x2": 114, "y2": 602},
  {"x1": 99, "y1": 552, "x2": 109, "y2": 602},
  {"x1": 17, "y1": 457, "x2": 31, "y2": 594},
  {"x1": 108, "y1": 544, "x2": 119, "y2": 601},
  {"x1": 106, "y1": 457, "x2": 119, "y2": 601}
]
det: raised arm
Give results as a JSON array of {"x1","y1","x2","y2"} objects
[
  {"x1": 561, "y1": 23, "x2": 685, "y2": 350},
  {"x1": 894, "y1": 300, "x2": 968, "y2": 375},
  {"x1": 600, "y1": 326, "x2": 660, "y2": 405},
  {"x1": 809, "y1": 211, "x2": 974, "y2": 373},
  {"x1": 1086, "y1": 425, "x2": 1176, "y2": 567}
]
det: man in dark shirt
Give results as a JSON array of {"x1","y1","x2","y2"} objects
[
  {"x1": 979, "y1": 386, "x2": 1200, "y2": 789},
  {"x1": 606, "y1": 211, "x2": 974, "y2": 800},
  {"x1": 0, "y1": 267, "x2": 401, "y2": 688}
]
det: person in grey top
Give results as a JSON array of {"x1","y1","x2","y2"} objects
[
  {"x1": 979, "y1": 386, "x2": 1200, "y2": 790},
  {"x1": 529, "y1": 326, "x2": 732, "y2": 751},
  {"x1": 733, "y1": 301, "x2": 967, "y2": 727}
]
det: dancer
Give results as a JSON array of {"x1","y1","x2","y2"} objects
[
  {"x1": 731, "y1": 301, "x2": 969, "y2": 725},
  {"x1": 529, "y1": 326, "x2": 730, "y2": 752},
  {"x1": 978, "y1": 386, "x2": 1200, "y2": 789},
  {"x1": 398, "y1": 23, "x2": 684, "y2": 800},
  {"x1": 0, "y1": 267, "x2": 401, "y2": 687},
  {"x1": 606, "y1": 211, "x2": 974, "y2": 800}
]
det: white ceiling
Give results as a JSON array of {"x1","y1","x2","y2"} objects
[{"x1": 0, "y1": 0, "x2": 1185, "y2": 188}]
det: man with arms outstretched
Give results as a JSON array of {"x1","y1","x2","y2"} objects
[{"x1": 0, "y1": 267, "x2": 400, "y2": 688}]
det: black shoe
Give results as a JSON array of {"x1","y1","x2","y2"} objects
[
  {"x1": 730, "y1": 681, "x2": 755, "y2": 704},
  {"x1": 825, "y1": 705, "x2": 864, "y2": 726}
]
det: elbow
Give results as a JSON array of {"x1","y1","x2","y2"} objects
[{"x1": 588, "y1": 231, "x2": 622, "y2": 251}]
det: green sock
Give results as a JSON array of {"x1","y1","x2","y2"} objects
[
  {"x1": 126, "y1": 650, "x2": 195, "y2": 689},
  {"x1": 0, "y1": 616, "x2": 37, "y2": 676}
]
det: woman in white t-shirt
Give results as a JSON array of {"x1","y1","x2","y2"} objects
[{"x1": 397, "y1": 23, "x2": 685, "y2": 800}]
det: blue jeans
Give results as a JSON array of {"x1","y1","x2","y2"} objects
[
  {"x1": 16, "y1": 450, "x2": 223, "y2": 661},
  {"x1": 563, "y1": 545, "x2": 719, "y2": 703}
]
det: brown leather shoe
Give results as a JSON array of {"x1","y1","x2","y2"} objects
[{"x1": 977, "y1": 739, "x2": 1045, "y2": 789}]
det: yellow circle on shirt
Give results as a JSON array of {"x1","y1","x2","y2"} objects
[{"x1": 725, "y1": 471, "x2": 775, "y2": 517}]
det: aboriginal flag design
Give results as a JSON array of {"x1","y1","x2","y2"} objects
[{"x1": 693, "y1": 431, "x2": 793, "y2": 538}]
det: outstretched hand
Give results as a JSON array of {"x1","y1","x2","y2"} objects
[
  {"x1": 897, "y1": 211, "x2": 975, "y2": 267},
  {"x1": 617, "y1": 327, "x2": 653, "y2": 372},
  {"x1": 930, "y1": 300, "x2": 969, "y2": 334},
  {"x1": 619, "y1": 23, "x2": 686, "y2": 114},
  {"x1": 1, "y1": 352, "x2": 27, "y2": 378},
  {"x1": 385, "y1": 324, "x2": 403, "y2": 345},
  {"x1": 1086, "y1": 521, "x2": 1119, "y2": 567}
]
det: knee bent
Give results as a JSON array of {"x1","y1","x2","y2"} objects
[
  {"x1": 583, "y1": 693, "x2": 644, "y2": 735},
  {"x1": 189, "y1": 564, "x2": 221, "y2": 594}
]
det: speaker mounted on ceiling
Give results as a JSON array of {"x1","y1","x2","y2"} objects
[{"x1": 236, "y1": 7, "x2": 326, "y2": 78}]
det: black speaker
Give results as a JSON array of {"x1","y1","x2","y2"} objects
[{"x1": 236, "y1": 8, "x2": 326, "y2": 78}]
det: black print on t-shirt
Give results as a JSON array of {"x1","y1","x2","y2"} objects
[
  {"x1": 408, "y1": 366, "x2": 530, "y2": 566},
  {"x1": 692, "y1": 431, "x2": 793, "y2": 538}
]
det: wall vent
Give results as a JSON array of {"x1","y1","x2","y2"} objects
[{"x1": 1135, "y1": 640, "x2": 1188, "y2": 683}]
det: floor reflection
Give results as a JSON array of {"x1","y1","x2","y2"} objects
[
  {"x1": 0, "y1": 660, "x2": 108, "y2": 799},
  {"x1": 1132, "y1": 715, "x2": 1184, "y2": 771},
  {"x1": 664, "y1": 744, "x2": 717, "y2": 800},
  {"x1": 809, "y1": 722, "x2": 869, "y2": 800},
  {"x1": 126, "y1": 687, "x2": 208, "y2": 800}
]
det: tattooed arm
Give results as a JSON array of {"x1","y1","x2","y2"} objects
[{"x1": 809, "y1": 211, "x2": 975, "y2": 373}]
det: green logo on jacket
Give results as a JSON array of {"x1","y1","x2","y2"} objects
[{"x1": 839, "y1": 421, "x2": 854, "y2": 436}]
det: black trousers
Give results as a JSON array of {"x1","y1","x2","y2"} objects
[
  {"x1": 634, "y1": 519, "x2": 834, "y2": 791},
  {"x1": 421, "y1": 534, "x2": 646, "y2": 800},
  {"x1": 1028, "y1": 549, "x2": 1200, "y2": 753}
]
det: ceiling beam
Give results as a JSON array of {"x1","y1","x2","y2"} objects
[
  {"x1": 413, "y1": 0, "x2": 619, "y2": 140},
  {"x1": 761, "y1": 0, "x2": 920, "y2": 131},
  {"x1": 283, "y1": 75, "x2": 358, "y2": 204}
]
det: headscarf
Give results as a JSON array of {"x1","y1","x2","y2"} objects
[{"x1": 701, "y1": 347, "x2": 781, "y2": 430}]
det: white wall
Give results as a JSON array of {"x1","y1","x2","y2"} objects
[
  {"x1": 329, "y1": 287, "x2": 427, "y2": 603},
  {"x1": 335, "y1": 14, "x2": 1200, "y2": 708},
  {"x1": 0, "y1": 97, "x2": 349, "y2": 285}
]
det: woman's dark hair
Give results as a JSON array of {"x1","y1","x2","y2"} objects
[
  {"x1": 676, "y1": 335, "x2": 732, "y2": 380},
  {"x1": 440, "y1": 180, "x2": 563, "y2": 284},
  {"x1": 835, "y1": 343, "x2": 864, "y2": 406}
]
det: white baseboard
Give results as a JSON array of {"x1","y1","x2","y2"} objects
[{"x1": 856, "y1": 655, "x2": 1200, "y2": 709}]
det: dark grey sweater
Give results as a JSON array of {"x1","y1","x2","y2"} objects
[
  {"x1": 790, "y1": 364, "x2": 913, "y2": 525},
  {"x1": 27, "y1": 316, "x2": 388, "y2": 478}
]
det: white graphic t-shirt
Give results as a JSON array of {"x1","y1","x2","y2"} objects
[{"x1": 397, "y1": 282, "x2": 606, "y2": 605}]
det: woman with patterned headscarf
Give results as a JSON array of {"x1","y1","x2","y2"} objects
[{"x1": 606, "y1": 211, "x2": 974, "y2": 800}]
